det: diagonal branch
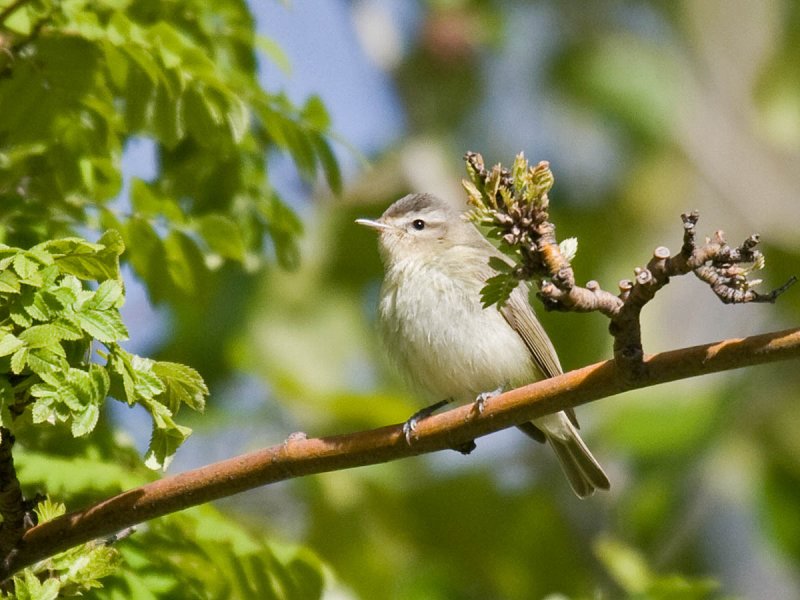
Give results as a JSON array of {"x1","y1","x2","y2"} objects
[{"x1": 2, "y1": 326, "x2": 799, "y2": 578}]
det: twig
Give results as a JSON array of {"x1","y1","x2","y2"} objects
[
  {"x1": 462, "y1": 152, "x2": 796, "y2": 379},
  {"x1": 2, "y1": 326, "x2": 799, "y2": 578}
]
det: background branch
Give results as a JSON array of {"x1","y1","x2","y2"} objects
[{"x1": 4, "y1": 326, "x2": 800, "y2": 578}]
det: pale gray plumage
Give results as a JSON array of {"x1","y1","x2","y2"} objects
[{"x1": 357, "y1": 193, "x2": 609, "y2": 497}]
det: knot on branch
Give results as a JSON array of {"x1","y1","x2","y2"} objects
[{"x1": 462, "y1": 151, "x2": 795, "y2": 381}]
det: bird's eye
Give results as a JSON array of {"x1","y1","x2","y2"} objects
[{"x1": 412, "y1": 219, "x2": 425, "y2": 231}]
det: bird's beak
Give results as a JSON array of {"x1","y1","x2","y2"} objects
[{"x1": 355, "y1": 218, "x2": 392, "y2": 232}]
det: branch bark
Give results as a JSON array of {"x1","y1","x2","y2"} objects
[
  {"x1": 0, "y1": 429, "x2": 24, "y2": 559},
  {"x1": 3, "y1": 326, "x2": 800, "y2": 577}
]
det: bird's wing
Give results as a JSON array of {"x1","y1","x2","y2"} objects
[
  {"x1": 502, "y1": 284, "x2": 562, "y2": 378},
  {"x1": 500, "y1": 283, "x2": 580, "y2": 429},
  {"x1": 473, "y1": 233, "x2": 580, "y2": 429}
]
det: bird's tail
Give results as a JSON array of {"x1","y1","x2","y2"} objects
[{"x1": 532, "y1": 413, "x2": 610, "y2": 498}]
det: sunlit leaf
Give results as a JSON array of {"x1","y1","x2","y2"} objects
[
  {"x1": 197, "y1": 214, "x2": 246, "y2": 262},
  {"x1": 152, "y1": 360, "x2": 208, "y2": 413}
]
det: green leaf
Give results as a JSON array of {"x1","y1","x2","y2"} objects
[
  {"x1": 107, "y1": 345, "x2": 137, "y2": 405},
  {"x1": 102, "y1": 41, "x2": 129, "y2": 88},
  {"x1": 28, "y1": 364, "x2": 108, "y2": 437},
  {"x1": 144, "y1": 422, "x2": 192, "y2": 470},
  {"x1": 197, "y1": 214, "x2": 245, "y2": 261},
  {"x1": 152, "y1": 76, "x2": 184, "y2": 148},
  {"x1": 488, "y1": 256, "x2": 512, "y2": 273},
  {"x1": 122, "y1": 63, "x2": 155, "y2": 131},
  {"x1": 480, "y1": 273, "x2": 518, "y2": 308},
  {"x1": 182, "y1": 84, "x2": 224, "y2": 145},
  {"x1": 309, "y1": 132, "x2": 342, "y2": 196},
  {"x1": 75, "y1": 309, "x2": 128, "y2": 343},
  {"x1": 255, "y1": 35, "x2": 292, "y2": 74},
  {"x1": 8, "y1": 502, "x2": 123, "y2": 598},
  {"x1": 46, "y1": 318, "x2": 84, "y2": 341},
  {"x1": 284, "y1": 125, "x2": 317, "y2": 180},
  {"x1": 130, "y1": 179, "x2": 185, "y2": 222},
  {"x1": 30, "y1": 396, "x2": 55, "y2": 425},
  {"x1": 12, "y1": 253, "x2": 42, "y2": 285},
  {"x1": 26, "y1": 349, "x2": 68, "y2": 380},
  {"x1": 20, "y1": 292, "x2": 51, "y2": 322},
  {"x1": 2, "y1": 6, "x2": 33, "y2": 35},
  {"x1": 259, "y1": 195, "x2": 302, "y2": 270},
  {"x1": 19, "y1": 324, "x2": 67, "y2": 348},
  {"x1": 34, "y1": 498, "x2": 67, "y2": 523},
  {"x1": 0, "y1": 333, "x2": 24, "y2": 357},
  {"x1": 71, "y1": 403, "x2": 100, "y2": 437},
  {"x1": 46, "y1": 232, "x2": 124, "y2": 282},
  {"x1": 559, "y1": 237, "x2": 579, "y2": 262},
  {"x1": 74, "y1": 305, "x2": 128, "y2": 343},
  {"x1": 29, "y1": 290, "x2": 65, "y2": 321},
  {"x1": 594, "y1": 537, "x2": 652, "y2": 594},
  {"x1": 89, "y1": 362, "x2": 111, "y2": 402},
  {"x1": 153, "y1": 361, "x2": 208, "y2": 413},
  {"x1": 9, "y1": 304, "x2": 32, "y2": 328},
  {"x1": 98, "y1": 229, "x2": 125, "y2": 257},
  {"x1": 86, "y1": 280, "x2": 124, "y2": 311},
  {"x1": 0, "y1": 270, "x2": 20, "y2": 294},
  {"x1": 125, "y1": 218, "x2": 167, "y2": 297},
  {"x1": 226, "y1": 92, "x2": 250, "y2": 143},
  {"x1": 286, "y1": 550, "x2": 326, "y2": 600},
  {"x1": 164, "y1": 229, "x2": 206, "y2": 296},
  {"x1": 10, "y1": 347, "x2": 28, "y2": 374},
  {"x1": 10, "y1": 570, "x2": 60, "y2": 600},
  {"x1": 131, "y1": 355, "x2": 166, "y2": 400},
  {"x1": 301, "y1": 94, "x2": 331, "y2": 131}
]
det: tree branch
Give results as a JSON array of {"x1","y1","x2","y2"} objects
[
  {"x1": 0, "y1": 429, "x2": 25, "y2": 559},
  {"x1": 462, "y1": 152, "x2": 796, "y2": 380},
  {"x1": 2, "y1": 326, "x2": 799, "y2": 578}
]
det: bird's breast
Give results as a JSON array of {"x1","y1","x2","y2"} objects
[{"x1": 378, "y1": 257, "x2": 536, "y2": 402}]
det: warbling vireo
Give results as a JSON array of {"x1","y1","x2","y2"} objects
[{"x1": 357, "y1": 193, "x2": 610, "y2": 497}]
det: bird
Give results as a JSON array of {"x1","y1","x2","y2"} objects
[{"x1": 356, "y1": 192, "x2": 610, "y2": 497}]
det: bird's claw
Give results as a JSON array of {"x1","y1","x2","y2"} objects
[
  {"x1": 402, "y1": 399, "x2": 451, "y2": 445},
  {"x1": 473, "y1": 386, "x2": 504, "y2": 415},
  {"x1": 402, "y1": 417, "x2": 418, "y2": 445}
]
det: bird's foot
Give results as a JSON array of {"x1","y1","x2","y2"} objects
[
  {"x1": 402, "y1": 398, "x2": 451, "y2": 444},
  {"x1": 473, "y1": 386, "x2": 504, "y2": 415}
]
